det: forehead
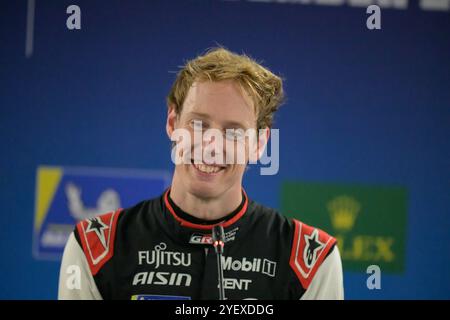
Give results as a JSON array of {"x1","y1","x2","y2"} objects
[{"x1": 181, "y1": 80, "x2": 256, "y2": 128}]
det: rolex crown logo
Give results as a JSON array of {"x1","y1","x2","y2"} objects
[{"x1": 327, "y1": 195, "x2": 360, "y2": 232}]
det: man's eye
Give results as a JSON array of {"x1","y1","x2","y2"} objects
[
  {"x1": 225, "y1": 130, "x2": 245, "y2": 141},
  {"x1": 190, "y1": 120, "x2": 203, "y2": 130}
]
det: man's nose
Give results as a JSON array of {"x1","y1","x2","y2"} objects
[
  {"x1": 202, "y1": 132, "x2": 225, "y2": 160},
  {"x1": 202, "y1": 134, "x2": 217, "y2": 148}
]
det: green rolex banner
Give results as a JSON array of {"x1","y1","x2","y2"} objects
[{"x1": 281, "y1": 182, "x2": 407, "y2": 273}]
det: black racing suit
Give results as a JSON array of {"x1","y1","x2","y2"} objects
[{"x1": 58, "y1": 189, "x2": 343, "y2": 300}]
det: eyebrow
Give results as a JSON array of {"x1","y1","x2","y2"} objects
[
  {"x1": 187, "y1": 112, "x2": 211, "y2": 120},
  {"x1": 187, "y1": 112, "x2": 249, "y2": 129}
]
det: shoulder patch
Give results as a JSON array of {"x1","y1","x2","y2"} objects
[
  {"x1": 76, "y1": 209, "x2": 123, "y2": 276},
  {"x1": 289, "y1": 219, "x2": 337, "y2": 290}
]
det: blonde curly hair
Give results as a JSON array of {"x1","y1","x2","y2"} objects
[{"x1": 166, "y1": 47, "x2": 284, "y2": 129}]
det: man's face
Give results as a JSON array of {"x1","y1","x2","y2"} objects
[{"x1": 167, "y1": 80, "x2": 258, "y2": 199}]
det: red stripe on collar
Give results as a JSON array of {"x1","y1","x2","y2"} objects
[{"x1": 163, "y1": 188, "x2": 248, "y2": 230}]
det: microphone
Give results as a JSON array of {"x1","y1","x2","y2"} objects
[{"x1": 212, "y1": 225, "x2": 226, "y2": 300}]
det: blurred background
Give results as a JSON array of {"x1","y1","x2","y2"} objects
[{"x1": 0, "y1": 0, "x2": 449, "y2": 299}]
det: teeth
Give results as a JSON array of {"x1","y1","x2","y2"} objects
[{"x1": 194, "y1": 164, "x2": 222, "y2": 174}]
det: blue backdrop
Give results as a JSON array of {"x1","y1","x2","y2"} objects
[{"x1": 0, "y1": 0, "x2": 449, "y2": 299}]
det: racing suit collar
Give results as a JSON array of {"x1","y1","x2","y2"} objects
[
  {"x1": 163, "y1": 187, "x2": 249, "y2": 231},
  {"x1": 157, "y1": 188, "x2": 255, "y2": 247}
]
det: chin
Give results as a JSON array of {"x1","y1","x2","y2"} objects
[{"x1": 186, "y1": 181, "x2": 223, "y2": 200}]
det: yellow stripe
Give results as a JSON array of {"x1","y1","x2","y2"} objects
[{"x1": 34, "y1": 166, "x2": 62, "y2": 231}]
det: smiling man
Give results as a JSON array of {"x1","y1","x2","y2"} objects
[{"x1": 58, "y1": 47, "x2": 344, "y2": 300}]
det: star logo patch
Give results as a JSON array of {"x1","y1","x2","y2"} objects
[
  {"x1": 85, "y1": 217, "x2": 109, "y2": 249},
  {"x1": 303, "y1": 229, "x2": 325, "y2": 268}
]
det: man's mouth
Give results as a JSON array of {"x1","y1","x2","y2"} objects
[{"x1": 191, "y1": 159, "x2": 226, "y2": 174}]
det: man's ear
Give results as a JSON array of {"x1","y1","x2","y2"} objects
[
  {"x1": 249, "y1": 127, "x2": 270, "y2": 163},
  {"x1": 166, "y1": 105, "x2": 178, "y2": 139}
]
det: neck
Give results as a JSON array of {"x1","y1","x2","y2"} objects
[{"x1": 170, "y1": 178, "x2": 243, "y2": 221}]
